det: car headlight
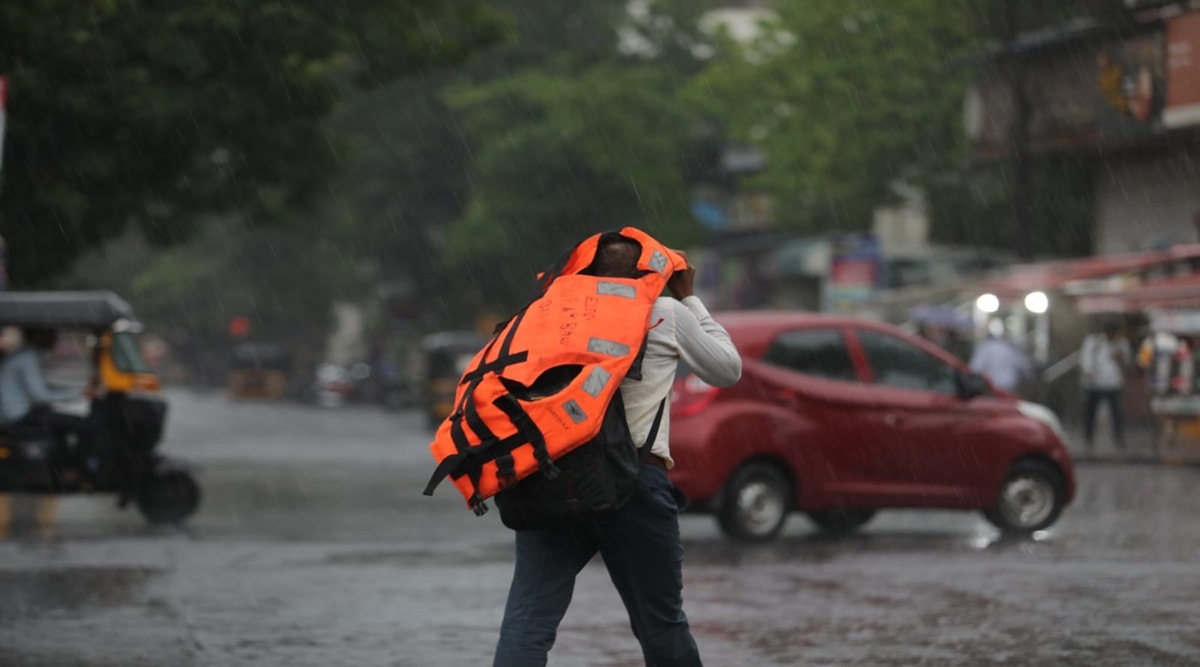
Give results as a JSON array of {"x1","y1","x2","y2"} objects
[{"x1": 1018, "y1": 401, "x2": 1066, "y2": 441}]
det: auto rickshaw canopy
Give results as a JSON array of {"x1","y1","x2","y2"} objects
[{"x1": 0, "y1": 291, "x2": 137, "y2": 329}]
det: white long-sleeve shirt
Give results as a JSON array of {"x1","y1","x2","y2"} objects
[
  {"x1": 619, "y1": 296, "x2": 742, "y2": 468},
  {"x1": 1080, "y1": 334, "x2": 1131, "y2": 391},
  {"x1": 969, "y1": 337, "x2": 1033, "y2": 392},
  {"x1": 0, "y1": 347, "x2": 83, "y2": 424}
]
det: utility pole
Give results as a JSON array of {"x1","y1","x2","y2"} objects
[
  {"x1": 1001, "y1": 0, "x2": 1035, "y2": 260},
  {"x1": 0, "y1": 75, "x2": 8, "y2": 289}
]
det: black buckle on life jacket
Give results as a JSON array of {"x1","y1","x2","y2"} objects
[
  {"x1": 493, "y1": 393, "x2": 558, "y2": 481},
  {"x1": 495, "y1": 452, "x2": 518, "y2": 490},
  {"x1": 471, "y1": 498, "x2": 489, "y2": 517}
]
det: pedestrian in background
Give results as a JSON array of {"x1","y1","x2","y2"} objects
[
  {"x1": 969, "y1": 319, "x2": 1033, "y2": 394},
  {"x1": 1080, "y1": 322, "x2": 1131, "y2": 451}
]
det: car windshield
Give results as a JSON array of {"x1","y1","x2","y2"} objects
[{"x1": 112, "y1": 331, "x2": 151, "y2": 374}]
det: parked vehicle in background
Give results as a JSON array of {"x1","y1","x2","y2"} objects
[
  {"x1": 311, "y1": 360, "x2": 416, "y2": 410},
  {"x1": 669, "y1": 311, "x2": 1075, "y2": 542},
  {"x1": 228, "y1": 342, "x2": 291, "y2": 401},
  {"x1": 313, "y1": 362, "x2": 353, "y2": 408},
  {"x1": 421, "y1": 331, "x2": 487, "y2": 427}
]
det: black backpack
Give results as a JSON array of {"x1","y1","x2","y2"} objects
[{"x1": 493, "y1": 390, "x2": 665, "y2": 531}]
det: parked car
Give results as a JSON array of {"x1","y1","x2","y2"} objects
[{"x1": 669, "y1": 311, "x2": 1076, "y2": 542}]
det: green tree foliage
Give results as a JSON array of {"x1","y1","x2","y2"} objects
[
  {"x1": 693, "y1": 0, "x2": 981, "y2": 234},
  {"x1": 443, "y1": 66, "x2": 700, "y2": 283},
  {"x1": 0, "y1": 0, "x2": 502, "y2": 286},
  {"x1": 436, "y1": 0, "x2": 716, "y2": 311}
]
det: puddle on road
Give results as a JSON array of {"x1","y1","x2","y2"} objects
[{"x1": 0, "y1": 567, "x2": 158, "y2": 626}]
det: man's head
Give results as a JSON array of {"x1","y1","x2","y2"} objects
[
  {"x1": 1103, "y1": 321, "x2": 1121, "y2": 339},
  {"x1": 591, "y1": 235, "x2": 643, "y2": 279},
  {"x1": 21, "y1": 327, "x2": 58, "y2": 351},
  {"x1": 987, "y1": 318, "x2": 1005, "y2": 339}
]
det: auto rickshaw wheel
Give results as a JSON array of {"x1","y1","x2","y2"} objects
[{"x1": 135, "y1": 470, "x2": 201, "y2": 524}]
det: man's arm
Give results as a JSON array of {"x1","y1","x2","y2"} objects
[
  {"x1": 1018, "y1": 350, "x2": 1036, "y2": 382},
  {"x1": 969, "y1": 346, "x2": 987, "y2": 373},
  {"x1": 666, "y1": 253, "x2": 741, "y2": 387},
  {"x1": 674, "y1": 298, "x2": 742, "y2": 387},
  {"x1": 16, "y1": 353, "x2": 83, "y2": 404},
  {"x1": 1079, "y1": 336, "x2": 1096, "y2": 376},
  {"x1": 1115, "y1": 339, "x2": 1133, "y2": 369}
]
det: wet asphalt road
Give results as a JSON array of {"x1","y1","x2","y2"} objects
[{"x1": 1, "y1": 389, "x2": 1199, "y2": 667}]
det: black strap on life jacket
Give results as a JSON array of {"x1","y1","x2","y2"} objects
[
  {"x1": 423, "y1": 308, "x2": 558, "y2": 515},
  {"x1": 423, "y1": 327, "x2": 507, "y2": 508},
  {"x1": 492, "y1": 393, "x2": 559, "y2": 481}
]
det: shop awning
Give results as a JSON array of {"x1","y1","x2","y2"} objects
[
  {"x1": 979, "y1": 244, "x2": 1200, "y2": 300},
  {"x1": 1077, "y1": 272, "x2": 1200, "y2": 313}
]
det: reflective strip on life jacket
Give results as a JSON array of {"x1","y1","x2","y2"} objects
[{"x1": 424, "y1": 227, "x2": 686, "y2": 511}]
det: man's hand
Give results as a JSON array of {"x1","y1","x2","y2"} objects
[{"x1": 667, "y1": 250, "x2": 695, "y2": 300}]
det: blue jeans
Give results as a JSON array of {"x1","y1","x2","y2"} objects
[{"x1": 493, "y1": 465, "x2": 702, "y2": 667}]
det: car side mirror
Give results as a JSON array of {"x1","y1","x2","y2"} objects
[{"x1": 957, "y1": 371, "x2": 990, "y2": 400}]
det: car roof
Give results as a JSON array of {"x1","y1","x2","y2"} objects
[
  {"x1": 714, "y1": 309, "x2": 963, "y2": 366},
  {"x1": 714, "y1": 310, "x2": 869, "y2": 351},
  {"x1": 0, "y1": 291, "x2": 136, "y2": 329}
]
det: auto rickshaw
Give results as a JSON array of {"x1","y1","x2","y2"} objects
[
  {"x1": 421, "y1": 331, "x2": 487, "y2": 427},
  {"x1": 228, "y1": 342, "x2": 291, "y2": 400},
  {"x1": 0, "y1": 291, "x2": 200, "y2": 524}
]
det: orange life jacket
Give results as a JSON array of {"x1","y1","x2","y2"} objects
[{"x1": 423, "y1": 228, "x2": 687, "y2": 513}]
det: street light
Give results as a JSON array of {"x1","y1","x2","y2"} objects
[
  {"x1": 1025, "y1": 291, "x2": 1049, "y2": 314},
  {"x1": 976, "y1": 293, "x2": 1000, "y2": 313}
]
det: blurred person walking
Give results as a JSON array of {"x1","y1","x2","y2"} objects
[
  {"x1": 1080, "y1": 322, "x2": 1131, "y2": 451},
  {"x1": 492, "y1": 236, "x2": 741, "y2": 667},
  {"x1": 969, "y1": 320, "x2": 1033, "y2": 394}
]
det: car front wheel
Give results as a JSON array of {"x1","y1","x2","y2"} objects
[
  {"x1": 717, "y1": 462, "x2": 793, "y2": 542},
  {"x1": 984, "y1": 460, "x2": 1065, "y2": 534}
]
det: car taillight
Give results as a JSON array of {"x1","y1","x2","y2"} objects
[{"x1": 672, "y1": 374, "x2": 719, "y2": 417}]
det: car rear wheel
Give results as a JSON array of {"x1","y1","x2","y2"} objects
[
  {"x1": 717, "y1": 462, "x2": 793, "y2": 542},
  {"x1": 984, "y1": 460, "x2": 1065, "y2": 534},
  {"x1": 806, "y1": 509, "x2": 876, "y2": 536}
]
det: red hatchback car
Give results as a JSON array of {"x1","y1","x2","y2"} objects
[{"x1": 668, "y1": 312, "x2": 1076, "y2": 542}]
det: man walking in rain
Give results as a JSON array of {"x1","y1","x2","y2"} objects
[
  {"x1": 970, "y1": 319, "x2": 1034, "y2": 394},
  {"x1": 1080, "y1": 321, "x2": 1131, "y2": 451},
  {"x1": 492, "y1": 235, "x2": 742, "y2": 667}
]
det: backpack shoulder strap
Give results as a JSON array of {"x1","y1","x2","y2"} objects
[{"x1": 637, "y1": 398, "x2": 668, "y2": 459}]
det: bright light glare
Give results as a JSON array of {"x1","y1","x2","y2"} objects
[
  {"x1": 976, "y1": 293, "x2": 1000, "y2": 313},
  {"x1": 1024, "y1": 291, "x2": 1049, "y2": 314}
]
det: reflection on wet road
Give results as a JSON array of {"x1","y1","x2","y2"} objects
[{"x1": 1, "y1": 389, "x2": 1199, "y2": 666}]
